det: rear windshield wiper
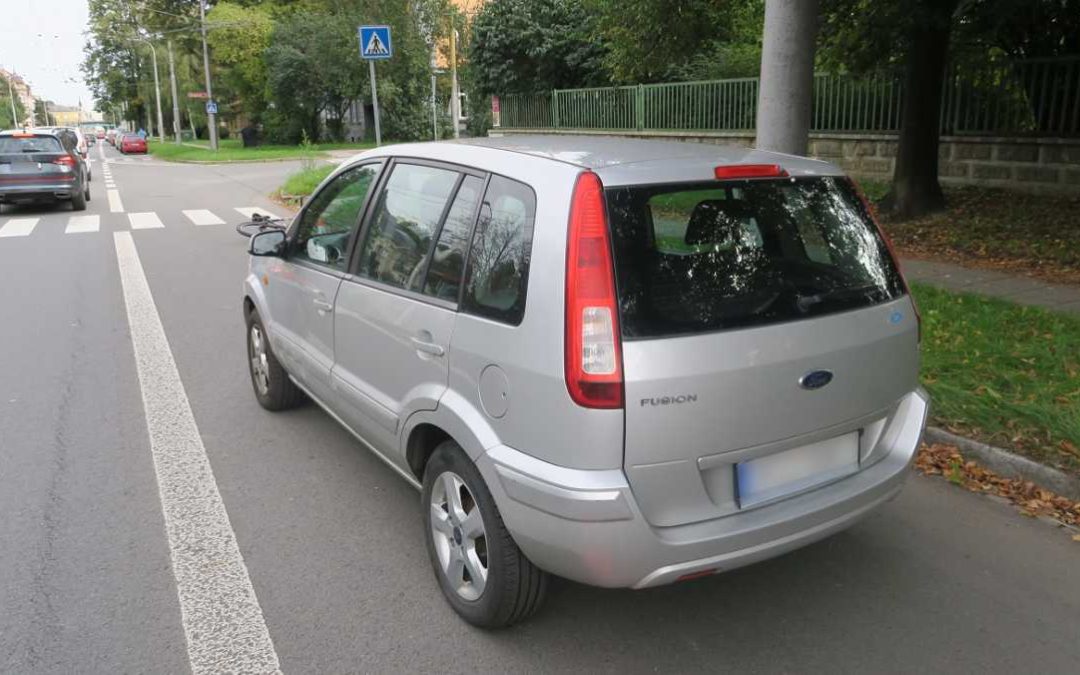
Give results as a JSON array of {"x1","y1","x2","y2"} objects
[{"x1": 795, "y1": 284, "x2": 882, "y2": 313}]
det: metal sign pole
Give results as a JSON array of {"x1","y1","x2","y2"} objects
[{"x1": 369, "y1": 60, "x2": 381, "y2": 146}]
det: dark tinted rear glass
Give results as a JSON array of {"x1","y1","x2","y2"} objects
[
  {"x1": 606, "y1": 176, "x2": 905, "y2": 338},
  {"x1": 0, "y1": 136, "x2": 64, "y2": 153}
]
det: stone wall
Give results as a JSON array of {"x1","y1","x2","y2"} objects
[{"x1": 491, "y1": 128, "x2": 1080, "y2": 194}]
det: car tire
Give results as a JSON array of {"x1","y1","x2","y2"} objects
[
  {"x1": 71, "y1": 186, "x2": 87, "y2": 211},
  {"x1": 423, "y1": 440, "x2": 548, "y2": 628},
  {"x1": 245, "y1": 309, "x2": 304, "y2": 411}
]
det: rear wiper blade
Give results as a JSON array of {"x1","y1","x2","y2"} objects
[{"x1": 795, "y1": 284, "x2": 881, "y2": 313}]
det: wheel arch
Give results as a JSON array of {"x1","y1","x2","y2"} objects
[{"x1": 401, "y1": 389, "x2": 501, "y2": 481}]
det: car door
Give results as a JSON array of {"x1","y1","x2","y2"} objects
[
  {"x1": 263, "y1": 162, "x2": 383, "y2": 401},
  {"x1": 331, "y1": 161, "x2": 483, "y2": 458}
]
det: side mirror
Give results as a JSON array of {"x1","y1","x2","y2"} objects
[{"x1": 249, "y1": 229, "x2": 287, "y2": 257}]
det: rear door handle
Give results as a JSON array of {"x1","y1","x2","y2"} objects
[
  {"x1": 312, "y1": 299, "x2": 333, "y2": 312},
  {"x1": 410, "y1": 337, "x2": 445, "y2": 357}
]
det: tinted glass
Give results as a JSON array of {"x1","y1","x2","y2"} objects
[
  {"x1": 461, "y1": 175, "x2": 535, "y2": 325},
  {"x1": 356, "y1": 163, "x2": 459, "y2": 289},
  {"x1": 0, "y1": 136, "x2": 63, "y2": 153},
  {"x1": 423, "y1": 175, "x2": 483, "y2": 302},
  {"x1": 606, "y1": 176, "x2": 905, "y2": 338},
  {"x1": 293, "y1": 163, "x2": 381, "y2": 269}
]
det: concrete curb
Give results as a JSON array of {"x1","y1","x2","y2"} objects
[
  {"x1": 925, "y1": 427, "x2": 1080, "y2": 501},
  {"x1": 151, "y1": 155, "x2": 330, "y2": 165}
]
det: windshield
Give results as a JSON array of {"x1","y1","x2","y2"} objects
[{"x1": 605, "y1": 176, "x2": 905, "y2": 338}]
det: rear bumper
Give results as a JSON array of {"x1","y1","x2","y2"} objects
[
  {"x1": 0, "y1": 181, "x2": 79, "y2": 201},
  {"x1": 477, "y1": 388, "x2": 928, "y2": 589}
]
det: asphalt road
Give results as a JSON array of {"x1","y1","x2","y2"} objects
[{"x1": 1, "y1": 142, "x2": 1078, "y2": 674}]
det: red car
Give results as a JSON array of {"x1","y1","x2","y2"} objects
[{"x1": 119, "y1": 133, "x2": 148, "y2": 154}]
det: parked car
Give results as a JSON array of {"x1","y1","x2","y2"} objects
[
  {"x1": 241, "y1": 136, "x2": 928, "y2": 628},
  {"x1": 119, "y1": 133, "x2": 147, "y2": 154},
  {"x1": 95, "y1": 125, "x2": 106, "y2": 140},
  {"x1": 0, "y1": 129, "x2": 90, "y2": 211},
  {"x1": 106, "y1": 128, "x2": 118, "y2": 146}
]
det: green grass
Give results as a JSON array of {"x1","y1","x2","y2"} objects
[
  {"x1": 149, "y1": 138, "x2": 374, "y2": 163},
  {"x1": 279, "y1": 164, "x2": 336, "y2": 197},
  {"x1": 913, "y1": 282, "x2": 1080, "y2": 474}
]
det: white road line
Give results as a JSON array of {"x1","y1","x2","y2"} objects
[
  {"x1": 65, "y1": 215, "x2": 100, "y2": 234},
  {"x1": 107, "y1": 189, "x2": 124, "y2": 213},
  {"x1": 128, "y1": 212, "x2": 164, "y2": 230},
  {"x1": 0, "y1": 218, "x2": 39, "y2": 238},
  {"x1": 235, "y1": 206, "x2": 281, "y2": 220},
  {"x1": 183, "y1": 209, "x2": 226, "y2": 226},
  {"x1": 112, "y1": 232, "x2": 281, "y2": 674}
]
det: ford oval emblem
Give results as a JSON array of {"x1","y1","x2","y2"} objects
[{"x1": 800, "y1": 370, "x2": 834, "y2": 390}]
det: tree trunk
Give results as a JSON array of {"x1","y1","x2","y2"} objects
[
  {"x1": 885, "y1": 0, "x2": 958, "y2": 219},
  {"x1": 755, "y1": 0, "x2": 820, "y2": 155}
]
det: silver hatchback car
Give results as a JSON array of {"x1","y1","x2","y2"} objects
[{"x1": 243, "y1": 136, "x2": 928, "y2": 627}]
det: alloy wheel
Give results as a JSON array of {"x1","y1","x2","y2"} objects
[{"x1": 429, "y1": 471, "x2": 488, "y2": 601}]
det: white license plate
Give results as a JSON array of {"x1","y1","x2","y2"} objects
[{"x1": 736, "y1": 432, "x2": 859, "y2": 507}]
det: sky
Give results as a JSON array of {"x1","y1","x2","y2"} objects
[{"x1": 0, "y1": 0, "x2": 97, "y2": 109}]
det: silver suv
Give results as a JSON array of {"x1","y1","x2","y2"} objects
[{"x1": 243, "y1": 136, "x2": 928, "y2": 627}]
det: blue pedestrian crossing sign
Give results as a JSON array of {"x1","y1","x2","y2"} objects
[
  {"x1": 359, "y1": 25, "x2": 392, "y2": 60},
  {"x1": 205, "y1": 100, "x2": 218, "y2": 115}
]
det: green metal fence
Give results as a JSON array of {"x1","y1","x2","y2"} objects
[{"x1": 499, "y1": 56, "x2": 1080, "y2": 137}]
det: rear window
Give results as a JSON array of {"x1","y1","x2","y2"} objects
[
  {"x1": 0, "y1": 136, "x2": 63, "y2": 153},
  {"x1": 605, "y1": 176, "x2": 905, "y2": 338}
]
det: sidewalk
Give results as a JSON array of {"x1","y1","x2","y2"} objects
[{"x1": 901, "y1": 258, "x2": 1080, "y2": 315}]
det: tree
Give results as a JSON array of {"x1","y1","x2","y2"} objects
[
  {"x1": 0, "y1": 75, "x2": 27, "y2": 129},
  {"x1": 467, "y1": 0, "x2": 608, "y2": 96},
  {"x1": 207, "y1": 1, "x2": 274, "y2": 121}
]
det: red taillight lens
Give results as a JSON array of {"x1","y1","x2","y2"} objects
[
  {"x1": 565, "y1": 171, "x2": 624, "y2": 409},
  {"x1": 714, "y1": 164, "x2": 788, "y2": 179},
  {"x1": 848, "y1": 178, "x2": 921, "y2": 341},
  {"x1": 54, "y1": 155, "x2": 77, "y2": 167}
]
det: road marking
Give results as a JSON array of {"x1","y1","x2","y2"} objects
[
  {"x1": 235, "y1": 206, "x2": 282, "y2": 220},
  {"x1": 108, "y1": 189, "x2": 124, "y2": 213},
  {"x1": 183, "y1": 209, "x2": 226, "y2": 226},
  {"x1": 0, "y1": 218, "x2": 39, "y2": 238},
  {"x1": 65, "y1": 215, "x2": 100, "y2": 234},
  {"x1": 112, "y1": 232, "x2": 281, "y2": 674},
  {"x1": 128, "y1": 212, "x2": 164, "y2": 230}
]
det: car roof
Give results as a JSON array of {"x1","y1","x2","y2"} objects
[{"x1": 365, "y1": 134, "x2": 844, "y2": 187}]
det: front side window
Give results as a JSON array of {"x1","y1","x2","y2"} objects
[
  {"x1": 293, "y1": 163, "x2": 381, "y2": 270},
  {"x1": 356, "y1": 163, "x2": 460, "y2": 290},
  {"x1": 461, "y1": 175, "x2": 536, "y2": 325},
  {"x1": 606, "y1": 176, "x2": 905, "y2": 338}
]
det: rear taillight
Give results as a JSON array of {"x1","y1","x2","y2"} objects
[
  {"x1": 54, "y1": 155, "x2": 77, "y2": 170},
  {"x1": 848, "y1": 178, "x2": 921, "y2": 341},
  {"x1": 565, "y1": 171, "x2": 624, "y2": 409}
]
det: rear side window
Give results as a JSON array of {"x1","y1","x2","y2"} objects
[
  {"x1": 356, "y1": 163, "x2": 459, "y2": 290},
  {"x1": 0, "y1": 136, "x2": 63, "y2": 153},
  {"x1": 423, "y1": 175, "x2": 484, "y2": 302},
  {"x1": 606, "y1": 176, "x2": 905, "y2": 338},
  {"x1": 461, "y1": 175, "x2": 535, "y2": 325}
]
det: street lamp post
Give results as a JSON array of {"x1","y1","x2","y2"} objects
[
  {"x1": 198, "y1": 1, "x2": 218, "y2": 150},
  {"x1": 167, "y1": 40, "x2": 181, "y2": 144},
  {"x1": 134, "y1": 36, "x2": 165, "y2": 143}
]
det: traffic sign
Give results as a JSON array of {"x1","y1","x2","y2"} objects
[
  {"x1": 187, "y1": 91, "x2": 209, "y2": 100},
  {"x1": 205, "y1": 101, "x2": 218, "y2": 115},
  {"x1": 359, "y1": 25, "x2": 392, "y2": 60}
]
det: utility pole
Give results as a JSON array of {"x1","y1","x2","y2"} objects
[
  {"x1": 168, "y1": 40, "x2": 181, "y2": 144},
  {"x1": 148, "y1": 42, "x2": 164, "y2": 142},
  {"x1": 755, "y1": 0, "x2": 820, "y2": 155},
  {"x1": 449, "y1": 26, "x2": 460, "y2": 139},
  {"x1": 198, "y1": 0, "x2": 218, "y2": 150},
  {"x1": 430, "y1": 52, "x2": 438, "y2": 140}
]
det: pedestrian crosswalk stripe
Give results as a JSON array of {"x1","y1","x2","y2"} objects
[
  {"x1": 0, "y1": 218, "x2": 39, "y2": 238},
  {"x1": 129, "y1": 212, "x2": 165, "y2": 230},
  {"x1": 108, "y1": 189, "x2": 124, "y2": 213},
  {"x1": 183, "y1": 209, "x2": 225, "y2": 226},
  {"x1": 66, "y1": 215, "x2": 100, "y2": 234},
  {"x1": 235, "y1": 206, "x2": 282, "y2": 220}
]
